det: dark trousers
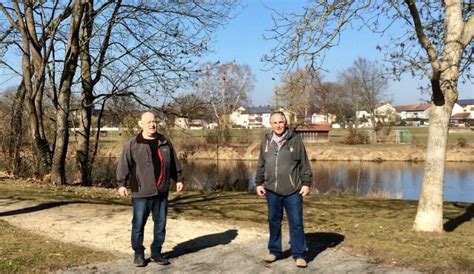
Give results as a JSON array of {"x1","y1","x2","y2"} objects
[
  {"x1": 131, "y1": 194, "x2": 168, "y2": 257},
  {"x1": 265, "y1": 190, "x2": 307, "y2": 259}
]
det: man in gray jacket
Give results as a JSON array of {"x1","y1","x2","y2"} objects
[
  {"x1": 255, "y1": 111, "x2": 312, "y2": 268},
  {"x1": 117, "y1": 112, "x2": 183, "y2": 267}
]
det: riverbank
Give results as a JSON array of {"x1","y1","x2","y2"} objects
[{"x1": 178, "y1": 143, "x2": 474, "y2": 162}]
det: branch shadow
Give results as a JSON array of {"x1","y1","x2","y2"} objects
[
  {"x1": 163, "y1": 229, "x2": 238, "y2": 259},
  {"x1": 443, "y1": 203, "x2": 474, "y2": 232},
  {"x1": 0, "y1": 201, "x2": 76, "y2": 217}
]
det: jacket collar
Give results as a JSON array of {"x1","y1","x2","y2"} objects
[
  {"x1": 136, "y1": 132, "x2": 168, "y2": 145},
  {"x1": 265, "y1": 128, "x2": 294, "y2": 141}
]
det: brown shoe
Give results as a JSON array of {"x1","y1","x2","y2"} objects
[
  {"x1": 296, "y1": 258, "x2": 307, "y2": 268},
  {"x1": 264, "y1": 254, "x2": 277, "y2": 263}
]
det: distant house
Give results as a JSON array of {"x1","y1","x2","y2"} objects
[
  {"x1": 374, "y1": 103, "x2": 397, "y2": 123},
  {"x1": 188, "y1": 119, "x2": 209, "y2": 130},
  {"x1": 311, "y1": 110, "x2": 335, "y2": 124},
  {"x1": 395, "y1": 103, "x2": 431, "y2": 126},
  {"x1": 294, "y1": 123, "x2": 331, "y2": 143},
  {"x1": 450, "y1": 112, "x2": 472, "y2": 127},
  {"x1": 451, "y1": 103, "x2": 465, "y2": 116},
  {"x1": 457, "y1": 99, "x2": 474, "y2": 126},
  {"x1": 230, "y1": 107, "x2": 249, "y2": 128},
  {"x1": 245, "y1": 106, "x2": 273, "y2": 128},
  {"x1": 353, "y1": 103, "x2": 397, "y2": 128},
  {"x1": 174, "y1": 117, "x2": 189, "y2": 129},
  {"x1": 457, "y1": 99, "x2": 474, "y2": 113},
  {"x1": 230, "y1": 105, "x2": 274, "y2": 128}
]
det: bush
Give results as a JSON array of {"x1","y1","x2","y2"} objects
[
  {"x1": 344, "y1": 128, "x2": 368, "y2": 145},
  {"x1": 457, "y1": 137, "x2": 468, "y2": 148}
]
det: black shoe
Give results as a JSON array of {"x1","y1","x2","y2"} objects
[
  {"x1": 134, "y1": 254, "x2": 146, "y2": 267},
  {"x1": 150, "y1": 254, "x2": 170, "y2": 265}
]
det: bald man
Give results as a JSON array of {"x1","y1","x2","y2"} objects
[{"x1": 117, "y1": 112, "x2": 183, "y2": 267}]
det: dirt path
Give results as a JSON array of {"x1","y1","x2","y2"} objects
[{"x1": 0, "y1": 198, "x2": 419, "y2": 273}]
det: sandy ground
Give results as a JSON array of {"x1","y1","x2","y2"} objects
[{"x1": 0, "y1": 198, "x2": 420, "y2": 273}]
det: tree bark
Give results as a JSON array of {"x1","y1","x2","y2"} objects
[
  {"x1": 51, "y1": 0, "x2": 84, "y2": 185},
  {"x1": 412, "y1": 102, "x2": 451, "y2": 232},
  {"x1": 412, "y1": 0, "x2": 472, "y2": 232}
]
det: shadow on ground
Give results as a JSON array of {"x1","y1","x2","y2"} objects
[
  {"x1": 0, "y1": 201, "x2": 77, "y2": 217},
  {"x1": 444, "y1": 203, "x2": 474, "y2": 232},
  {"x1": 163, "y1": 229, "x2": 238, "y2": 259},
  {"x1": 278, "y1": 232, "x2": 345, "y2": 262},
  {"x1": 305, "y1": 232, "x2": 345, "y2": 262}
]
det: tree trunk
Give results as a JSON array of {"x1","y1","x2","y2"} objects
[
  {"x1": 77, "y1": 92, "x2": 93, "y2": 186},
  {"x1": 412, "y1": 103, "x2": 451, "y2": 232},
  {"x1": 51, "y1": 0, "x2": 84, "y2": 185}
]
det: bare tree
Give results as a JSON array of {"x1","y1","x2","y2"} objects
[
  {"x1": 0, "y1": 0, "x2": 240, "y2": 185},
  {"x1": 317, "y1": 81, "x2": 351, "y2": 127},
  {"x1": 73, "y1": 0, "x2": 239, "y2": 186},
  {"x1": 0, "y1": 1, "x2": 76, "y2": 177},
  {"x1": 198, "y1": 61, "x2": 254, "y2": 131},
  {"x1": 265, "y1": 0, "x2": 474, "y2": 232},
  {"x1": 340, "y1": 57, "x2": 389, "y2": 129},
  {"x1": 273, "y1": 68, "x2": 321, "y2": 123}
]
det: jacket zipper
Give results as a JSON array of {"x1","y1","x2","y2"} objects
[{"x1": 274, "y1": 149, "x2": 279, "y2": 193}]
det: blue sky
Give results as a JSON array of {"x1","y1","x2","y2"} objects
[
  {"x1": 1, "y1": 1, "x2": 472, "y2": 106},
  {"x1": 205, "y1": 0, "x2": 473, "y2": 106}
]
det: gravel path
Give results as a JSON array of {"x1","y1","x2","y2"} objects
[{"x1": 0, "y1": 198, "x2": 419, "y2": 273}]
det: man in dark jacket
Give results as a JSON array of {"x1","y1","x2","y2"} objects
[
  {"x1": 117, "y1": 112, "x2": 183, "y2": 267},
  {"x1": 255, "y1": 111, "x2": 312, "y2": 268}
]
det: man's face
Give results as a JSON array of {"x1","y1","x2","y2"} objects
[
  {"x1": 140, "y1": 112, "x2": 157, "y2": 137},
  {"x1": 271, "y1": 113, "x2": 287, "y2": 136}
]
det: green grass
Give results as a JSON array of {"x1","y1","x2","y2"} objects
[{"x1": 1, "y1": 180, "x2": 473, "y2": 272}]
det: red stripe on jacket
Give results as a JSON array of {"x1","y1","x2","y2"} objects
[{"x1": 156, "y1": 147, "x2": 165, "y2": 187}]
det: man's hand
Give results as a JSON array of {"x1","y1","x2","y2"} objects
[
  {"x1": 176, "y1": 182, "x2": 184, "y2": 192},
  {"x1": 299, "y1": 185, "x2": 310, "y2": 197},
  {"x1": 256, "y1": 185, "x2": 266, "y2": 197},
  {"x1": 118, "y1": 186, "x2": 128, "y2": 197}
]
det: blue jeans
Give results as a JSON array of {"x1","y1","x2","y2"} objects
[
  {"x1": 131, "y1": 194, "x2": 168, "y2": 257},
  {"x1": 265, "y1": 190, "x2": 307, "y2": 259}
]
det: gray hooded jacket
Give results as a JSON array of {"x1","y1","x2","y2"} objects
[{"x1": 255, "y1": 129, "x2": 313, "y2": 196}]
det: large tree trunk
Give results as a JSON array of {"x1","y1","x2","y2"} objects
[
  {"x1": 412, "y1": 103, "x2": 451, "y2": 232},
  {"x1": 410, "y1": 0, "x2": 472, "y2": 232},
  {"x1": 76, "y1": 0, "x2": 121, "y2": 186},
  {"x1": 51, "y1": 0, "x2": 84, "y2": 185},
  {"x1": 77, "y1": 0, "x2": 94, "y2": 186}
]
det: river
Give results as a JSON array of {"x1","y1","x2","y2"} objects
[{"x1": 180, "y1": 160, "x2": 474, "y2": 203}]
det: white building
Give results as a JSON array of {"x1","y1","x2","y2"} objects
[
  {"x1": 230, "y1": 106, "x2": 273, "y2": 128},
  {"x1": 395, "y1": 103, "x2": 431, "y2": 126}
]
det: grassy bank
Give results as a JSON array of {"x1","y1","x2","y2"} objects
[{"x1": 0, "y1": 180, "x2": 473, "y2": 272}]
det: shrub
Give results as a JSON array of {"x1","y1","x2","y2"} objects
[
  {"x1": 457, "y1": 137, "x2": 468, "y2": 148},
  {"x1": 344, "y1": 128, "x2": 367, "y2": 145}
]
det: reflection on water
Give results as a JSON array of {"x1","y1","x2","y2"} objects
[
  {"x1": 181, "y1": 160, "x2": 474, "y2": 203},
  {"x1": 73, "y1": 157, "x2": 473, "y2": 203}
]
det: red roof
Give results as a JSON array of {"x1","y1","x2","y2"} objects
[
  {"x1": 451, "y1": 112, "x2": 471, "y2": 120},
  {"x1": 395, "y1": 103, "x2": 431, "y2": 112},
  {"x1": 294, "y1": 123, "x2": 331, "y2": 132}
]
